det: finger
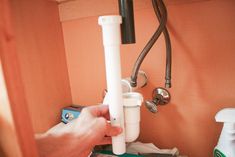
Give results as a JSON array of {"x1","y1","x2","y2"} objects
[
  {"x1": 97, "y1": 105, "x2": 110, "y2": 120},
  {"x1": 102, "y1": 108, "x2": 110, "y2": 120},
  {"x1": 86, "y1": 105, "x2": 110, "y2": 119},
  {"x1": 98, "y1": 137, "x2": 112, "y2": 145},
  {"x1": 105, "y1": 123, "x2": 123, "y2": 137}
]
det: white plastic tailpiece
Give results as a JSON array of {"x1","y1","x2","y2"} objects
[
  {"x1": 214, "y1": 108, "x2": 235, "y2": 157},
  {"x1": 98, "y1": 15, "x2": 126, "y2": 155}
]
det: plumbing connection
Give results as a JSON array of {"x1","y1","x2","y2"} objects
[
  {"x1": 99, "y1": 15, "x2": 144, "y2": 155},
  {"x1": 98, "y1": 16, "x2": 126, "y2": 155},
  {"x1": 129, "y1": 0, "x2": 172, "y2": 88},
  {"x1": 98, "y1": 0, "x2": 172, "y2": 155}
]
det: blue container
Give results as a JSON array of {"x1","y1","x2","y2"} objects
[{"x1": 61, "y1": 105, "x2": 84, "y2": 124}]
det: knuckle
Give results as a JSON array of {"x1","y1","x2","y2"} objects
[{"x1": 81, "y1": 108, "x2": 89, "y2": 114}]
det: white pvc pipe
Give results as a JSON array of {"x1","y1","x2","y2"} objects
[
  {"x1": 123, "y1": 92, "x2": 143, "y2": 142},
  {"x1": 98, "y1": 15, "x2": 126, "y2": 155}
]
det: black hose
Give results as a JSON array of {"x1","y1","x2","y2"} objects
[
  {"x1": 130, "y1": 0, "x2": 167, "y2": 87},
  {"x1": 153, "y1": 0, "x2": 172, "y2": 88}
]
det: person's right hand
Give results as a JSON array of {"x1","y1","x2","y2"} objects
[
  {"x1": 72, "y1": 105, "x2": 122, "y2": 146},
  {"x1": 36, "y1": 105, "x2": 122, "y2": 157}
]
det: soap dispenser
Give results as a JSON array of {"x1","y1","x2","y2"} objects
[{"x1": 214, "y1": 108, "x2": 235, "y2": 157}]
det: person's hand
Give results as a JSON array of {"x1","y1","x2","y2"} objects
[
  {"x1": 36, "y1": 105, "x2": 122, "y2": 157},
  {"x1": 72, "y1": 105, "x2": 122, "y2": 145}
]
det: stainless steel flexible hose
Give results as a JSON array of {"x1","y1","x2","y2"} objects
[
  {"x1": 152, "y1": 0, "x2": 172, "y2": 88},
  {"x1": 130, "y1": 0, "x2": 171, "y2": 88}
]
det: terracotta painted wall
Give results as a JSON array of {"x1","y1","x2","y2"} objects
[
  {"x1": 10, "y1": 0, "x2": 72, "y2": 133},
  {"x1": 62, "y1": 0, "x2": 235, "y2": 156}
]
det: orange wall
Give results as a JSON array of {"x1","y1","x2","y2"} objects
[
  {"x1": 62, "y1": 0, "x2": 235, "y2": 156},
  {"x1": 10, "y1": 0, "x2": 72, "y2": 133}
]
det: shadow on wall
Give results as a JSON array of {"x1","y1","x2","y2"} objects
[{"x1": 0, "y1": 146, "x2": 6, "y2": 157}]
